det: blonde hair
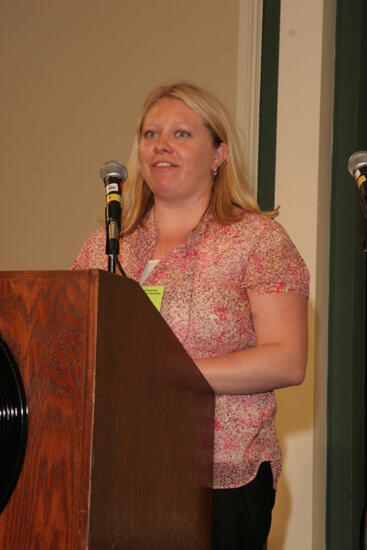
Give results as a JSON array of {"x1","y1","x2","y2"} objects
[{"x1": 122, "y1": 82, "x2": 274, "y2": 234}]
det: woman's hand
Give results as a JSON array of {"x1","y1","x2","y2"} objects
[{"x1": 195, "y1": 292, "x2": 308, "y2": 395}]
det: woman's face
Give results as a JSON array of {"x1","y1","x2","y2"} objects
[{"x1": 138, "y1": 97, "x2": 227, "y2": 205}]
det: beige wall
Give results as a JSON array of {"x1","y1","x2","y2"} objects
[
  {"x1": 269, "y1": 1, "x2": 335, "y2": 549},
  {"x1": 0, "y1": 0, "x2": 238, "y2": 270}
]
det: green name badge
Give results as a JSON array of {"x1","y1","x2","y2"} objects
[{"x1": 143, "y1": 285, "x2": 165, "y2": 312}]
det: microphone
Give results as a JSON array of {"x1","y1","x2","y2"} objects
[
  {"x1": 348, "y1": 151, "x2": 367, "y2": 218},
  {"x1": 99, "y1": 160, "x2": 128, "y2": 273}
]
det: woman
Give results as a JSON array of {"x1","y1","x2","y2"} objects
[{"x1": 73, "y1": 82, "x2": 309, "y2": 549}]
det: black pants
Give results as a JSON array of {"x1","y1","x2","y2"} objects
[{"x1": 212, "y1": 462, "x2": 276, "y2": 550}]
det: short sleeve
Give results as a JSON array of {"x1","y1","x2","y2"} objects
[
  {"x1": 71, "y1": 228, "x2": 106, "y2": 271},
  {"x1": 242, "y1": 220, "x2": 309, "y2": 296}
]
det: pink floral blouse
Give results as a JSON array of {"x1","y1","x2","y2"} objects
[{"x1": 72, "y1": 207, "x2": 309, "y2": 489}]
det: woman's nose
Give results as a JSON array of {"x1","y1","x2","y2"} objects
[{"x1": 154, "y1": 134, "x2": 172, "y2": 153}]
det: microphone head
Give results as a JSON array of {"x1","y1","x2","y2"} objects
[
  {"x1": 348, "y1": 151, "x2": 367, "y2": 177},
  {"x1": 100, "y1": 160, "x2": 128, "y2": 184}
]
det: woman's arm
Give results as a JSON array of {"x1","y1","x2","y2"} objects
[{"x1": 195, "y1": 291, "x2": 308, "y2": 395}]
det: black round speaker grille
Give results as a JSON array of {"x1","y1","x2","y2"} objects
[{"x1": 0, "y1": 334, "x2": 28, "y2": 514}]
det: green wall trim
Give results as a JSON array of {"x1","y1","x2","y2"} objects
[
  {"x1": 327, "y1": 0, "x2": 367, "y2": 548},
  {"x1": 257, "y1": 0, "x2": 281, "y2": 210},
  {"x1": 257, "y1": 4, "x2": 281, "y2": 549}
]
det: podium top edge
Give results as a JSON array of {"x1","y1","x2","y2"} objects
[
  {"x1": 0, "y1": 269, "x2": 101, "y2": 279},
  {"x1": 0, "y1": 270, "x2": 138, "y2": 288}
]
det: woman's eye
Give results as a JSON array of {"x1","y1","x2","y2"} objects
[
  {"x1": 143, "y1": 130, "x2": 157, "y2": 139},
  {"x1": 176, "y1": 129, "x2": 190, "y2": 138}
]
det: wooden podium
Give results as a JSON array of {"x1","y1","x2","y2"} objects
[{"x1": 0, "y1": 270, "x2": 214, "y2": 549}]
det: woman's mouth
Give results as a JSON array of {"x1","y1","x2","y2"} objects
[{"x1": 152, "y1": 161, "x2": 178, "y2": 168}]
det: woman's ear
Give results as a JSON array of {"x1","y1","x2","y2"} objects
[{"x1": 213, "y1": 142, "x2": 229, "y2": 170}]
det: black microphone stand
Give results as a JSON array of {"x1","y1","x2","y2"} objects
[
  {"x1": 363, "y1": 227, "x2": 367, "y2": 550},
  {"x1": 357, "y1": 185, "x2": 367, "y2": 549},
  {"x1": 106, "y1": 227, "x2": 126, "y2": 277},
  {"x1": 108, "y1": 253, "x2": 116, "y2": 274},
  {"x1": 348, "y1": 156, "x2": 367, "y2": 549},
  {"x1": 108, "y1": 252, "x2": 126, "y2": 278},
  {"x1": 358, "y1": 193, "x2": 367, "y2": 550}
]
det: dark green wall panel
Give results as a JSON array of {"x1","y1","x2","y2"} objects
[{"x1": 327, "y1": 0, "x2": 367, "y2": 548}]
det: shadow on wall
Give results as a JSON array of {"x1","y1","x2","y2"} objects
[{"x1": 268, "y1": 301, "x2": 315, "y2": 550}]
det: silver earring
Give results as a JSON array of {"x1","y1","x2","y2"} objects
[{"x1": 213, "y1": 167, "x2": 218, "y2": 178}]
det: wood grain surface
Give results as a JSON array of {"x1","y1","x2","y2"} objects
[
  {"x1": 0, "y1": 271, "x2": 96, "y2": 549},
  {"x1": 0, "y1": 270, "x2": 214, "y2": 549},
  {"x1": 89, "y1": 272, "x2": 214, "y2": 549}
]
